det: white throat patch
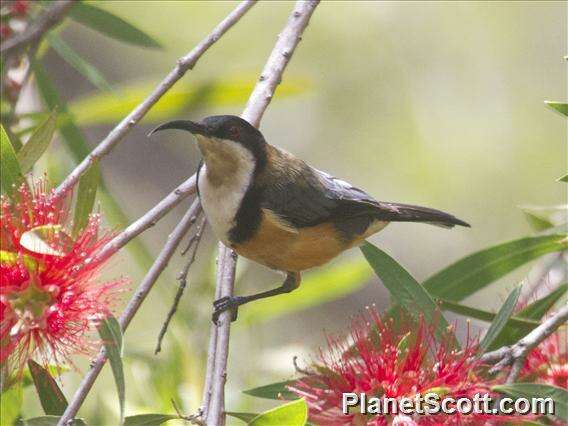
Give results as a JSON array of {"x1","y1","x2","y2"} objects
[{"x1": 197, "y1": 137, "x2": 255, "y2": 245}]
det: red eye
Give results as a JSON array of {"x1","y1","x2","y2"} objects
[{"x1": 229, "y1": 126, "x2": 240, "y2": 138}]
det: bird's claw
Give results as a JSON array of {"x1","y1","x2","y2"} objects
[{"x1": 212, "y1": 296, "x2": 241, "y2": 324}]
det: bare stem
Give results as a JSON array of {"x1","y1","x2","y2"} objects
[
  {"x1": 0, "y1": 0, "x2": 74, "y2": 57},
  {"x1": 57, "y1": 200, "x2": 202, "y2": 425},
  {"x1": 97, "y1": 175, "x2": 196, "y2": 261},
  {"x1": 155, "y1": 215, "x2": 207, "y2": 355},
  {"x1": 53, "y1": 0, "x2": 256, "y2": 199},
  {"x1": 204, "y1": 1, "x2": 320, "y2": 424},
  {"x1": 480, "y1": 304, "x2": 568, "y2": 383}
]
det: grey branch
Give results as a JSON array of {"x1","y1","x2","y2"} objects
[
  {"x1": 57, "y1": 199, "x2": 202, "y2": 425},
  {"x1": 96, "y1": 175, "x2": 196, "y2": 261},
  {"x1": 480, "y1": 304, "x2": 568, "y2": 384},
  {"x1": 0, "y1": 0, "x2": 75, "y2": 57},
  {"x1": 203, "y1": 1, "x2": 320, "y2": 424},
  {"x1": 53, "y1": 0, "x2": 256, "y2": 199}
]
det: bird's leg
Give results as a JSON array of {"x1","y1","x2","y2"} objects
[{"x1": 212, "y1": 272, "x2": 300, "y2": 323}]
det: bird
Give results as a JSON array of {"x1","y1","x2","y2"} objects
[{"x1": 150, "y1": 115, "x2": 470, "y2": 323}]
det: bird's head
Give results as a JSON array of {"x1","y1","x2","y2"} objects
[{"x1": 150, "y1": 115, "x2": 267, "y2": 179}]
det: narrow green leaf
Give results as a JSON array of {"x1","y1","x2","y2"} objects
[
  {"x1": 46, "y1": 33, "x2": 113, "y2": 92},
  {"x1": 239, "y1": 259, "x2": 372, "y2": 325},
  {"x1": 27, "y1": 360, "x2": 68, "y2": 416},
  {"x1": 23, "y1": 416, "x2": 86, "y2": 426},
  {"x1": 361, "y1": 242, "x2": 456, "y2": 345},
  {"x1": 19, "y1": 224, "x2": 73, "y2": 257},
  {"x1": 522, "y1": 211, "x2": 554, "y2": 232},
  {"x1": 439, "y1": 299, "x2": 539, "y2": 332},
  {"x1": 518, "y1": 283, "x2": 567, "y2": 320},
  {"x1": 1, "y1": 382, "x2": 23, "y2": 426},
  {"x1": 98, "y1": 315, "x2": 125, "y2": 425},
  {"x1": 493, "y1": 383, "x2": 567, "y2": 420},
  {"x1": 423, "y1": 235, "x2": 568, "y2": 301},
  {"x1": 243, "y1": 380, "x2": 299, "y2": 400},
  {"x1": 249, "y1": 399, "x2": 307, "y2": 426},
  {"x1": 34, "y1": 61, "x2": 155, "y2": 273},
  {"x1": 17, "y1": 111, "x2": 58, "y2": 173},
  {"x1": 1, "y1": 124, "x2": 25, "y2": 197},
  {"x1": 124, "y1": 414, "x2": 178, "y2": 426},
  {"x1": 226, "y1": 412, "x2": 259, "y2": 423},
  {"x1": 68, "y1": 76, "x2": 309, "y2": 126},
  {"x1": 558, "y1": 173, "x2": 568, "y2": 183},
  {"x1": 479, "y1": 286, "x2": 521, "y2": 352},
  {"x1": 545, "y1": 101, "x2": 568, "y2": 116},
  {"x1": 494, "y1": 283, "x2": 568, "y2": 347},
  {"x1": 69, "y1": 2, "x2": 161, "y2": 48},
  {"x1": 72, "y1": 162, "x2": 99, "y2": 237}
]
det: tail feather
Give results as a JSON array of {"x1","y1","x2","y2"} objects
[{"x1": 375, "y1": 202, "x2": 470, "y2": 228}]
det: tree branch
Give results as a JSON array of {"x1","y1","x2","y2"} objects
[
  {"x1": 96, "y1": 175, "x2": 196, "y2": 261},
  {"x1": 58, "y1": 199, "x2": 202, "y2": 425},
  {"x1": 0, "y1": 0, "x2": 75, "y2": 57},
  {"x1": 480, "y1": 304, "x2": 568, "y2": 383},
  {"x1": 53, "y1": 0, "x2": 256, "y2": 199},
  {"x1": 203, "y1": 1, "x2": 320, "y2": 424}
]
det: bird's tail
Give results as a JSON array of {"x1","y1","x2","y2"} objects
[{"x1": 374, "y1": 202, "x2": 470, "y2": 228}]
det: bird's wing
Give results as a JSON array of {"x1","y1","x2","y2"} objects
[{"x1": 260, "y1": 162, "x2": 379, "y2": 229}]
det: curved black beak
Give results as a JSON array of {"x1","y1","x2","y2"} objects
[{"x1": 148, "y1": 120, "x2": 211, "y2": 138}]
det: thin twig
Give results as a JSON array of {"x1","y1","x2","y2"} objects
[
  {"x1": 0, "y1": 0, "x2": 74, "y2": 57},
  {"x1": 293, "y1": 355, "x2": 314, "y2": 376},
  {"x1": 53, "y1": 0, "x2": 256, "y2": 199},
  {"x1": 204, "y1": 2, "x2": 320, "y2": 424},
  {"x1": 96, "y1": 175, "x2": 196, "y2": 261},
  {"x1": 479, "y1": 304, "x2": 568, "y2": 383},
  {"x1": 155, "y1": 215, "x2": 207, "y2": 354},
  {"x1": 57, "y1": 200, "x2": 202, "y2": 425}
]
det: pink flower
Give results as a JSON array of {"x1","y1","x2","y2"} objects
[
  {"x1": 1, "y1": 181, "x2": 126, "y2": 375},
  {"x1": 290, "y1": 310, "x2": 517, "y2": 425},
  {"x1": 522, "y1": 333, "x2": 567, "y2": 389}
]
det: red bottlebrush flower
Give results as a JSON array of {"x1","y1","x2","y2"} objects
[
  {"x1": 522, "y1": 333, "x2": 567, "y2": 389},
  {"x1": 10, "y1": 0, "x2": 29, "y2": 16},
  {"x1": 290, "y1": 310, "x2": 518, "y2": 425},
  {"x1": 1, "y1": 181, "x2": 126, "y2": 375},
  {"x1": 0, "y1": 25, "x2": 12, "y2": 39}
]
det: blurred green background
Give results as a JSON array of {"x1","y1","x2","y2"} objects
[{"x1": 17, "y1": 1, "x2": 566, "y2": 423}]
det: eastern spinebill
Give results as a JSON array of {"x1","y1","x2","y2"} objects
[{"x1": 150, "y1": 115, "x2": 470, "y2": 323}]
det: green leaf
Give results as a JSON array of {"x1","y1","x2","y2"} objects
[
  {"x1": 1, "y1": 124, "x2": 25, "y2": 197},
  {"x1": 72, "y1": 162, "x2": 99, "y2": 237},
  {"x1": 438, "y1": 299, "x2": 539, "y2": 332},
  {"x1": 68, "y1": 76, "x2": 309, "y2": 126},
  {"x1": 69, "y1": 2, "x2": 161, "y2": 49},
  {"x1": 249, "y1": 399, "x2": 307, "y2": 426},
  {"x1": 1, "y1": 382, "x2": 23, "y2": 426},
  {"x1": 98, "y1": 315, "x2": 125, "y2": 425},
  {"x1": 478, "y1": 286, "x2": 521, "y2": 352},
  {"x1": 243, "y1": 380, "x2": 299, "y2": 401},
  {"x1": 17, "y1": 111, "x2": 58, "y2": 173},
  {"x1": 226, "y1": 412, "x2": 260, "y2": 423},
  {"x1": 361, "y1": 242, "x2": 455, "y2": 345},
  {"x1": 27, "y1": 360, "x2": 68, "y2": 416},
  {"x1": 493, "y1": 383, "x2": 567, "y2": 421},
  {"x1": 545, "y1": 101, "x2": 568, "y2": 116},
  {"x1": 46, "y1": 33, "x2": 113, "y2": 92},
  {"x1": 23, "y1": 416, "x2": 87, "y2": 426},
  {"x1": 518, "y1": 283, "x2": 567, "y2": 320},
  {"x1": 239, "y1": 259, "x2": 372, "y2": 325},
  {"x1": 0, "y1": 250, "x2": 44, "y2": 272},
  {"x1": 523, "y1": 210, "x2": 554, "y2": 232},
  {"x1": 19, "y1": 224, "x2": 73, "y2": 257},
  {"x1": 34, "y1": 61, "x2": 155, "y2": 273},
  {"x1": 558, "y1": 173, "x2": 568, "y2": 183},
  {"x1": 423, "y1": 235, "x2": 568, "y2": 301},
  {"x1": 123, "y1": 414, "x2": 178, "y2": 426},
  {"x1": 494, "y1": 283, "x2": 568, "y2": 347}
]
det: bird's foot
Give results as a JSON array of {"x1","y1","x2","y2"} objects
[{"x1": 212, "y1": 296, "x2": 243, "y2": 324}]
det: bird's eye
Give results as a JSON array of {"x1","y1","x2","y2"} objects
[{"x1": 229, "y1": 126, "x2": 240, "y2": 139}]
